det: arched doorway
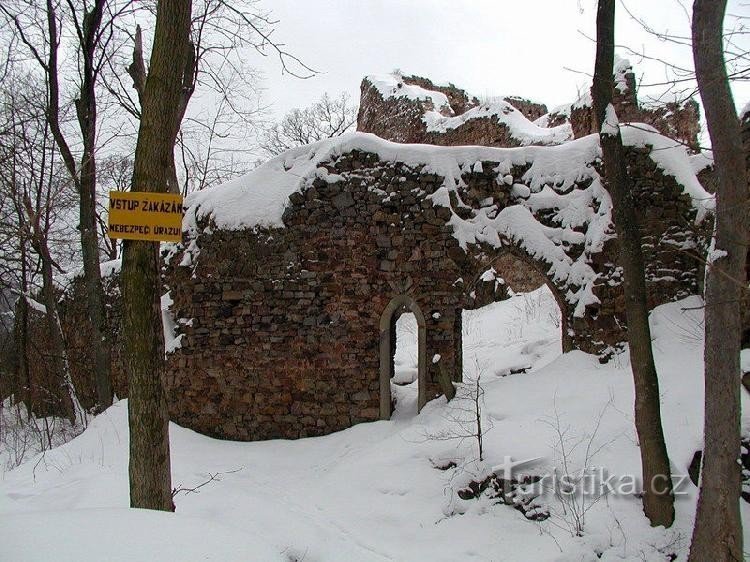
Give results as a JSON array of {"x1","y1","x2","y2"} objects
[
  {"x1": 464, "y1": 249, "x2": 572, "y2": 352},
  {"x1": 460, "y1": 250, "x2": 567, "y2": 383},
  {"x1": 379, "y1": 295, "x2": 427, "y2": 419}
]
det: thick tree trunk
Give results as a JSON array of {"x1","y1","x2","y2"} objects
[
  {"x1": 741, "y1": 112, "x2": 750, "y2": 348},
  {"x1": 123, "y1": 0, "x2": 192, "y2": 512},
  {"x1": 688, "y1": 1, "x2": 746, "y2": 559},
  {"x1": 79, "y1": 170, "x2": 112, "y2": 412},
  {"x1": 592, "y1": 0, "x2": 674, "y2": 528}
]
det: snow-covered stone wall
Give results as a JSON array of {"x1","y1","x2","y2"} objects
[
  {"x1": 19, "y1": 69, "x2": 720, "y2": 439},
  {"x1": 157, "y1": 131, "x2": 708, "y2": 441},
  {"x1": 564, "y1": 59, "x2": 701, "y2": 152},
  {"x1": 357, "y1": 73, "x2": 572, "y2": 148}
]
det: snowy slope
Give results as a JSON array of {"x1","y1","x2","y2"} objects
[{"x1": 3, "y1": 295, "x2": 749, "y2": 562}]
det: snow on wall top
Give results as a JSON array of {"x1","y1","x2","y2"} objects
[
  {"x1": 423, "y1": 100, "x2": 573, "y2": 146},
  {"x1": 613, "y1": 56, "x2": 632, "y2": 94},
  {"x1": 365, "y1": 72, "x2": 570, "y2": 146},
  {"x1": 55, "y1": 258, "x2": 122, "y2": 293},
  {"x1": 183, "y1": 131, "x2": 606, "y2": 233},
  {"x1": 534, "y1": 57, "x2": 631, "y2": 128},
  {"x1": 183, "y1": 128, "x2": 712, "y2": 317},
  {"x1": 689, "y1": 151, "x2": 713, "y2": 174},
  {"x1": 365, "y1": 73, "x2": 453, "y2": 114},
  {"x1": 572, "y1": 90, "x2": 593, "y2": 110},
  {"x1": 620, "y1": 124, "x2": 713, "y2": 220}
]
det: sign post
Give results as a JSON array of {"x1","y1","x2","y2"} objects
[{"x1": 108, "y1": 191, "x2": 184, "y2": 243}]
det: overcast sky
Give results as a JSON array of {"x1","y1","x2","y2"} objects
[{"x1": 250, "y1": 0, "x2": 749, "y2": 120}]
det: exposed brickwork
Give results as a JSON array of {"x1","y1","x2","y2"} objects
[
  {"x1": 156, "y1": 144, "x2": 703, "y2": 441},
  {"x1": 400, "y1": 75, "x2": 480, "y2": 115},
  {"x1": 21, "y1": 71, "x2": 714, "y2": 440},
  {"x1": 502, "y1": 97, "x2": 548, "y2": 122},
  {"x1": 357, "y1": 76, "x2": 554, "y2": 148},
  {"x1": 69, "y1": 275, "x2": 120, "y2": 403},
  {"x1": 568, "y1": 68, "x2": 701, "y2": 152}
]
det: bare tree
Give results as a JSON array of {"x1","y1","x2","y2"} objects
[
  {"x1": 95, "y1": 154, "x2": 133, "y2": 261},
  {"x1": 122, "y1": 0, "x2": 193, "y2": 512},
  {"x1": 0, "y1": 0, "x2": 138, "y2": 411},
  {"x1": 591, "y1": 0, "x2": 674, "y2": 528},
  {"x1": 176, "y1": 90, "x2": 259, "y2": 194},
  {"x1": 260, "y1": 92, "x2": 357, "y2": 157},
  {"x1": 688, "y1": 1, "x2": 747, "y2": 559},
  {"x1": 0, "y1": 72, "x2": 81, "y2": 422},
  {"x1": 425, "y1": 368, "x2": 487, "y2": 463},
  {"x1": 115, "y1": 1, "x2": 315, "y2": 194}
]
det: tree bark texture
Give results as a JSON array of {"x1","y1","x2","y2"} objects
[
  {"x1": 688, "y1": 0, "x2": 746, "y2": 559},
  {"x1": 123, "y1": 0, "x2": 192, "y2": 512},
  {"x1": 592, "y1": 0, "x2": 675, "y2": 528}
]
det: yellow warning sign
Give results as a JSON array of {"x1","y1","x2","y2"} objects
[{"x1": 107, "y1": 191, "x2": 184, "y2": 242}]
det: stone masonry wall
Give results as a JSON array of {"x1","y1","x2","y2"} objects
[
  {"x1": 569, "y1": 68, "x2": 701, "y2": 152},
  {"x1": 22, "y1": 140, "x2": 706, "y2": 437},
  {"x1": 58, "y1": 272, "x2": 127, "y2": 408},
  {"x1": 159, "y1": 144, "x2": 704, "y2": 441},
  {"x1": 357, "y1": 75, "x2": 552, "y2": 148},
  {"x1": 18, "y1": 272, "x2": 126, "y2": 417}
]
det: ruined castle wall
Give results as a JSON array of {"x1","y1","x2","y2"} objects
[
  {"x1": 502, "y1": 97, "x2": 548, "y2": 122},
  {"x1": 17, "y1": 270, "x2": 126, "y2": 417},
  {"x1": 356, "y1": 76, "x2": 556, "y2": 149},
  {"x1": 165, "y1": 153, "x2": 468, "y2": 440},
  {"x1": 19, "y1": 141, "x2": 708, "y2": 440},
  {"x1": 159, "y1": 143, "x2": 705, "y2": 441},
  {"x1": 567, "y1": 68, "x2": 701, "y2": 152},
  {"x1": 57, "y1": 271, "x2": 127, "y2": 409}
]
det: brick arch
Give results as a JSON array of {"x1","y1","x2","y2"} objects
[
  {"x1": 462, "y1": 247, "x2": 574, "y2": 352},
  {"x1": 378, "y1": 295, "x2": 427, "y2": 419}
]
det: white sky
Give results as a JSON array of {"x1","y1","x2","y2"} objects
[{"x1": 250, "y1": 0, "x2": 749, "y2": 119}]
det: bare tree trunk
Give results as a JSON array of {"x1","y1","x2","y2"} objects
[
  {"x1": 591, "y1": 0, "x2": 674, "y2": 528},
  {"x1": 40, "y1": 0, "x2": 112, "y2": 412},
  {"x1": 22, "y1": 137, "x2": 80, "y2": 422},
  {"x1": 741, "y1": 113, "x2": 750, "y2": 349},
  {"x1": 15, "y1": 244, "x2": 31, "y2": 418},
  {"x1": 80, "y1": 160, "x2": 112, "y2": 412},
  {"x1": 75, "y1": 0, "x2": 112, "y2": 412},
  {"x1": 688, "y1": 1, "x2": 746, "y2": 559},
  {"x1": 37, "y1": 241, "x2": 76, "y2": 422},
  {"x1": 124, "y1": 0, "x2": 193, "y2": 512}
]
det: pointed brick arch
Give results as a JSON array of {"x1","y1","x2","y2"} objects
[
  {"x1": 379, "y1": 295, "x2": 427, "y2": 419},
  {"x1": 463, "y1": 248, "x2": 573, "y2": 352}
]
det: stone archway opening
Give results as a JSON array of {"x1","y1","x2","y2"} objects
[
  {"x1": 461, "y1": 252, "x2": 566, "y2": 383},
  {"x1": 379, "y1": 296, "x2": 426, "y2": 420}
]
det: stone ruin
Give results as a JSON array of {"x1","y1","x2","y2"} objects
[
  {"x1": 15, "y1": 66, "x2": 723, "y2": 442},
  {"x1": 357, "y1": 62, "x2": 700, "y2": 153}
]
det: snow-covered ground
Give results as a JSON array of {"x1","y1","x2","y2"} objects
[{"x1": 2, "y1": 292, "x2": 749, "y2": 561}]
